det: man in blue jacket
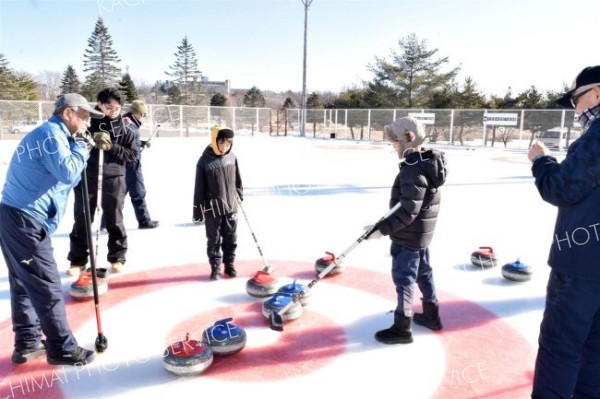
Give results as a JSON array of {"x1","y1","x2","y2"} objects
[
  {"x1": 0, "y1": 94, "x2": 102, "y2": 366},
  {"x1": 529, "y1": 65, "x2": 600, "y2": 398}
]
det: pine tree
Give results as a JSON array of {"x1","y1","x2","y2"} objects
[
  {"x1": 60, "y1": 65, "x2": 81, "y2": 94},
  {"x1": 82, "y1": 17, "x2": 121, "y2": 97},
  {"x1": 166, "y1": 36, "x2": 201, "y2": 105},
  {"x1": 368, "y1": 33, "x2": 459, "y2": 108},
  {"x1": 0, "y1": 54, "x2": 38, "y2": 100},
  {"x1": 166, "y1": 85, "x2": 183, "y2": 105},
  {"x1": 306, "y1": 92, "x2": 323, "y2": 108},
  {"x1": 243, "y1": 86, "x2": 266, "y2": 107},
  {"x1": 0, "y1": 53, "x2": 14, "y2": 99},
  {"x1": 119, "y1": 72, "x2": 138, "y2": 102},
  {"x1": 282, "y1": 97, "x2": 296, "y2": 108},
  {"x1": 210, "y1": 93, "x2": 227, "y2": 106}
]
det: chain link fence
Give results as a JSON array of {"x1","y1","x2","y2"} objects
[{"x1": 0, "y1": 100, "x2": 581, "y2": 149}]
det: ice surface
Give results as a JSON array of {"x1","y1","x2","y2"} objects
[{"x1": 0, "y1": 133, "x2": 560, "y2": 398}]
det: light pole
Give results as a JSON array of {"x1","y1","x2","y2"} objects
[{"x1": 300, "y1": 0, "x2": 313, "y2": 137}]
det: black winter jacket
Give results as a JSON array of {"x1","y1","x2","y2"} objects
[
  {"x1": 532, "y1": 117, "x2": 600, "y2": 280},
  {"x1": 377, "y1": 149, "x2": 447, "y2": 250},
  {"x1": 193, "y1": 145, "x2": 243, "y2": 220},
  {"x1": 86, "y1": 111, "x2": 137, "y2": 178}
]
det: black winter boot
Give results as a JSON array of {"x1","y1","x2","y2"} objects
[
  {"x1": 210, "y1": 264, "x2": 220, "y2": 281},
  {"x1": 413, "y1": 301, "x2": 443, "y2": 331},
  {"x1": 224, "y1": 262, "x2": 237, "y2": 278},
  {"x1": 375, "y1": 312, "x2": 413, "y2": 344}
]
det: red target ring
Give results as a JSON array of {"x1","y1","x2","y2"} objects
[{"x1": 0, "y1": 260, "x2": 535, "y2": 398}]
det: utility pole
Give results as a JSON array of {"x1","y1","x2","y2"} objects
[{"x1": 300, "y1": 0, "x2": 313, "y2": 137}]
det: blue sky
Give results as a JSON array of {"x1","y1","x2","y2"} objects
[{"x1": 0, "y1": 0, "x2": 597, "y2": 96}]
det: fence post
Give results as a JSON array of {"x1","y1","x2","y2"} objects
[
  {"x1": 207, "y1": 106, "x2": 211, "y2": 131},
  {"x1": 334, "y1": 109, "x2": 338, "y2": 137},
  {"x1": 232, "y1": 107, "x2": 237, "y2": 132},
  {"x1": 519, "y1": 109, "x2": 525, "y2": 146},
  {"x1": 449, "y1": 109, "x2": 454, "y2": 144},
  {"x1": 179, "y1": 105, "x2": 183, "y2": 137},
  {"x1": 255, "y1": 108, "x2": 259, "y2": 135},
  {"x1": 367, "y1": 109, "x2": 371, "y2": 140},
  {"x1": 344, "y1": 109, "x2": 348, "y2": 138}
]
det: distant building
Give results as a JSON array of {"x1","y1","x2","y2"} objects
[{"x1": 201, "y1": 77, "x2": 231, "y2": 96}]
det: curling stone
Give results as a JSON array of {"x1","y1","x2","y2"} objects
[
  {"x1": 163, "y1": 333, "x2": 213, "y2": 376},
  {"x1": 246, "y1": 270, "x2": 279, "y2": 298},
  {"x1": 202, "y1": 317, "x2": 247, "y2": 356},
  {"x1": 501, "y1": 259, "x2": 532, "y2": 282},
  {"x1": 315, "y1": 251, "x2": 344, "y2": 276},
  {"x1": 262, "y1": 292, "x2": 303, "y2": 321},
  {"x1": 277, "y1": 279, "x2": 311, "y2": 306},
  {"x1": 68, "y1": 271, "x2": 108, "y2": 299},
  {"x1": 470, "y1": 246, "x2": 498, "y2": 268}
]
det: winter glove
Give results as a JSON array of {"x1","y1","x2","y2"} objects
[
  {"x1": 192, "y1": 206, "x2": 204, "y2": 224},
  {"x1": 141, "y1": 140, "x2": 151, "y2": 149},
  {"x1": 73, "y1": 130, "x2": 94, "y2": 150},
  {"x1": 93, "y1": 132, "x2": 112, "y2": 151},
  {"x1": 363, "y1": 224, "x2": 383, "y2": 240}
]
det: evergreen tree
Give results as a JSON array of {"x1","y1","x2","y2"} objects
[
  {"x1": 368, "y1": 33, "x2": 459, "y2": 108},
  {"x1": 428, "y1": 83, "x2": 458, "y2": 109},
  {"x1": 283, "y1": 97, "x2": 296, "y2": 108},
  {"x1": 490, "y1": 88, "x2": 519, "y2": 109},
  {"x1": 60, "y1": 65, "x2": 81, "y2": 94},
  {"x1": 210, "y1": 93, "x2": 227, "y2": 106},
  {"x1": 0, "y1": 53, "x2": 15, "y2": 99},
  {"x1": 456, "y1": 77, "x2": 487, "y2": 108},
  {"x1": 166, "y1": 85, "x2": 183, "y2": 105},
  {"x1": 243, "y1": 86, "x2": 266, "y2": 107},
  {"x1": 82, "y1": 17, "x2": 122, "y2": 97},
  {"x1": 363, "y1": 81, "x2": 397, "y2": 108},
  {"x1": 306, "y1": 92, "x2": 323, "y2": 108},
  {"x1": 119, "y1": 72, "x2": 138, "y2": 102},
  {"x1": 166, "y1": 36, "x2": 201, "y2": 105},
  {"x1": 0, "y1": 54, "x2": 38, "y2": 100},
  {"x1": 306, "y1": 92, "x2": 323, "y2": 137},
  {"x1": 517, "y1": 86, "x2": 544, "y2": 109}
]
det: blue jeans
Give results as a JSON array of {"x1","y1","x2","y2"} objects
[
  {"x1": 390, "y1": 243, "x2": 437, "y2": 317},
  {"x1": 532, "y1": 269, "x2": 600, "y2": 399},
  {"x1": 0, "y1": 204, "x2": 78, "y2": 356}
]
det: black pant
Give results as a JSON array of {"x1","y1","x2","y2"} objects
[
  {"x1": 125, "y1": 159, "x2": 151, "y2": 225},
  {"x1": 68, "y1": 175, "x2": 127, "y2": 265},
  {"x1": 0, "y1": 204, "x2": 79, "y2": 356},
  {"x1": 205, "y1": 212, "x2": 237, "y2": 266}
]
